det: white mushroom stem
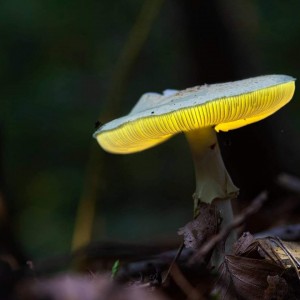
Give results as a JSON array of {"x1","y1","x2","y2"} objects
[{"x1": 185, "y1": 127, "x2": 239, "y2": 265}]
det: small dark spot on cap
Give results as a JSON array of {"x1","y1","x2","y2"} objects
[
  {"x1": 151, "y1": 111, "x2": 154, "y2": 114},
  {"x1": 94, "y1": 120, "x2": 103, "y2": 129},
  {"x1": 210, "y1": 143, "x2": 216, "y2": 150}
]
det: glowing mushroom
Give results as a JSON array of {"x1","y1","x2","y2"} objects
[{"x1": 94, "y1": 74, "x2": 295, "y2": 254}]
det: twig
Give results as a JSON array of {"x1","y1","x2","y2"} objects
[
  {"x1": 170, "y1": 263, "x2": 204, "y2": 300},
  {"x1": 255, "y1": 224, "x2": 300, "y2": 241},
  {"x1": 105, "y1": 0, "x2": 165, "y2": 115},
  {"x1": 162, "y1": 243, "x2": 185, "y2": 284},
  {"x1": 277, "y1": 173, "x2": 300, "y2": 194},
  {"x1": 189, "y1": 191, "x2": 268, "y2": 264},
  {"x1": 71, "y1": 0, "x2": 165, "y2": 251}
]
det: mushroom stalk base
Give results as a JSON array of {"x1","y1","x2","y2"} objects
[
  {"x1": 211, "y1": 198, "x2": 237, "y2": 267},
  {"x1": 185, "y1": 127, "x2": 239, "y2": 264}
]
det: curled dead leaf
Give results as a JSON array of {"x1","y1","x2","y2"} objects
[
  {"x1": 257, "y1": 238, "x2": 300, "y2": 273},
  {"x1": 215, "y1": 255, "x2": 283, "y2": 300},
  {"x1": 215, "y1": 233, "x2": 300, "y2": 299},
  {"x1": 263, "y1": 275, "x2": 288, "y2": 300},
  {"x1": 232, "y1": 232, "x2": 257, "y2": 257},
  {"x1": 178, "y1": 203, "x2": 219, "y2": 250}
]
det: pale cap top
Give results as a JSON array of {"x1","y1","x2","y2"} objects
[{"x1": 94, "y1": 75, "x2": 295, "y2": 154}]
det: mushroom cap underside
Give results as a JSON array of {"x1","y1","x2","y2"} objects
[{"x1": 94, "y1": 75, "x2": 295, "y2": 154}]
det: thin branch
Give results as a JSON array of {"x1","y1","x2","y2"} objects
[
  {"x1": 277, "y1": 173, "x2": 300, "y2": 194},
  {"x1": 71, "y1": 0, "x2": 165, "y2": 251},
  {"x1": 170, "y1": 263, "x2": 204, "y2": 300},
  {"x1": 105, "y1": 0, "x2": 165, "y2": 115},
  {"x1": 255, "y1": 224, "x2": 300, "y2": 241},
  {"x1": 162, "y1": 243, "x2": 185, "y2": 284},
  {"x1": 189, "y1": 191, "x2": 268, "y2": 264}
]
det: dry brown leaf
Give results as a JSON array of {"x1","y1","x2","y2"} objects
[
  {"x1": 263, "y1": 275, "x2": 288, "y2": 300},
  {"x1": 232, "y1": 232, "x2": 259, "y2": 257},
  {"x1": 215, "y1": 233, "x2": 300, "y2": 299},
  {"x1": 233, "y1": 233, "x2": 300, "y2": 270},
  {"x1": 178, "y1": 203, "x2": 219, "y2": 250},
  {"x1": 257, "y1": 238, "x2": 300, "y2": 270},
  {"x1": 215, "y1": 255, "x2": 283, "y2": 300}
]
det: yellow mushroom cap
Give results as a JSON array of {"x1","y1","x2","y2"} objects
[{"x1": 94, "y1": 75, "x2": 295, "y2": 154}]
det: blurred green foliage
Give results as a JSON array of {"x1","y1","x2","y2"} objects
[{"x1": 0, "y1": 0, "x2": 300, "y2": 259}]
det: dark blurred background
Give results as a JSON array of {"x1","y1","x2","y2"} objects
[{"x1": 0, "y1": 0, "x2": 300, "y2": 265}]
